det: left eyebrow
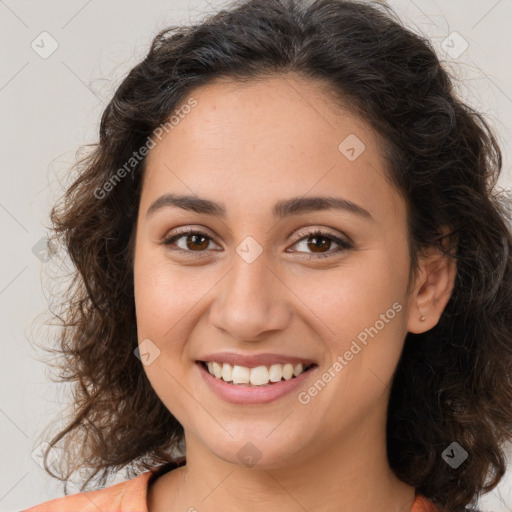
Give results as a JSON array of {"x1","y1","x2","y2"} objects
[
  {"x1": 273, "y1": 196, "x2": 374, "y2": 221},
  {"x1": 146, "y1": 193, "x2": 374, "y2": 222}
]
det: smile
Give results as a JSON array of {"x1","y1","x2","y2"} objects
[
  {"x1": 203, "y1": 361, "x2": 313, "y2": 386},
  {"x1": 196, "y1": 359, "x2": 318, "y2": 405},
  {"x1": 201, "y1": 361, "x2": 314, "y2": 386}
]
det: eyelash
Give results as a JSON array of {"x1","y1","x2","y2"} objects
[{"x1": 161, "y1": 228, "x2": 353, "y2": 259}]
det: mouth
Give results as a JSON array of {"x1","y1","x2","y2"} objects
[
  {"x1": 196, "y1": 359, "x2": 318, "y2": 404},
  {"x1": 198, "y1": 360, "x2": 317, "y2": 386}
]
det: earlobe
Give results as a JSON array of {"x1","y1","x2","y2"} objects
[{"x1": 407, "y1": 244, "x2": 457, "y2": 334}]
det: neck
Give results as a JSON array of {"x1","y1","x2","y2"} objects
[{"x1": 147, "y1": 404, "x2": 416, "y2": 512}]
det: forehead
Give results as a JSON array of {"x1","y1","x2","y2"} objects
[{"x1": 142, "y1": 74, "x2": 404, "y2": 223}]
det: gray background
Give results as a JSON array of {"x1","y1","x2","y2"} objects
[{"x1": 1, "y1": 0, "x2": 511, "y2": 510}]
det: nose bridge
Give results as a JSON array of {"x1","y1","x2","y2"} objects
[{"x1": 209, "y1": 244, "x2": 290, "y2": 341}]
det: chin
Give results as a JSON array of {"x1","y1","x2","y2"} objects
[{"x1": 201, "y1": 427, "x2": 311, "y2": 470}]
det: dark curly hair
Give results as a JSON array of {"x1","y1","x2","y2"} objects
[{"x1": 36, "y1": 0, "x2": 512, "y2": 510}]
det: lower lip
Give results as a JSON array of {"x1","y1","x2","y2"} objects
[{"x1": 196, "y1": 362, "x2": 317, "y2": 405}]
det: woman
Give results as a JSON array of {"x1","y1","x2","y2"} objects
[{"x1": 23, "y1": 0, "x2": 512, "y2": 511}]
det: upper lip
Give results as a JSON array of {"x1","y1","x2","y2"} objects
[{"x1": 197, "y1": 352, "x2": 317, "y2": 368}]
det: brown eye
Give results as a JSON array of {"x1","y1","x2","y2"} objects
[
  {"x1": 162, "y1": 228, "x2": 352, "y2": 259},
  {"x1": 289, "y1": 229, "x2": 353, "y2": 259},
  {"x1": 183, "y1": 233, "x2": 210, "y2": 251},
  {"x1": 305, "y1": 235, "x2": 333, "y2": 253},
  {"x1": 162, "y1": 229, "x2": 217, "y2": 253}
]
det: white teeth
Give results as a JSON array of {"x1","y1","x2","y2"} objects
[
  {"x1": 212, "y1": 361, "x2": 222, "y2": 379},
  {"x1": 204, "y1": 361, "x2": 311, "y2": 385},
  {"x1": 269, "y1": 364, "x2": 283, "y2": 382},
  {"x1": 282, "y1": 363, "x2": 294, "y2": 380},
  {"x1": 222, "y1": 363, "x2": 233, "y2": 382},
  {"x1": 232, "y1": 365, "x2": 250, "y2": 384},
  {"x1": 250, "y1": 366, "x2": 270, "y2": 386}
]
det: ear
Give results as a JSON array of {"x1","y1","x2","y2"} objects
[{"x1": 407, "y1": 231, "x2": 457, "y2": 334}]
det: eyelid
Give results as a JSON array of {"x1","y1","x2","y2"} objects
[
  {"x1": 290, "y1": 226, "x2": 353, "y2": 245},
  {"x1": 162, "y1": 225, "x2": 218, "y2": 242}
]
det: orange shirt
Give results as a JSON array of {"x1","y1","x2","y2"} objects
[{"x1": 23, "y1": 467, "x2": 440, "y2": 512}]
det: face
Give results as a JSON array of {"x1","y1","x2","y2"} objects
[{"x1": 133, "y1": 74, "x2": 416, "y2": 469}]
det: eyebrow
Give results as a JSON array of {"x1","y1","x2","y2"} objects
[{"x1": 146, "y1": 193, "x2": 373, "y2": 221}]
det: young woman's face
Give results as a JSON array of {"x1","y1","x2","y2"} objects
[{"x1": 133, "y1": 74, "x2": 417, "y2": 468}]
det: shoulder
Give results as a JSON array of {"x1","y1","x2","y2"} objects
[
  {"x1": 412, "y1": 494, "x2": 483, "y2": 512},
  {"x1": 412, "y1": 493, "x2": 441, "y2": 512},
  {"x1": 21, "y1": 471, "x2": 154, "y2": 512}
]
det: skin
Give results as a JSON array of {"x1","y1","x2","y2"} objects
[{"x1": 133, "y1": 73, "x2": 457, "y2": 512}]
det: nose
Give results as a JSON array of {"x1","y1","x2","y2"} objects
[{"x1": 208, "y1": 248, "x2": 292, "y2": 342}]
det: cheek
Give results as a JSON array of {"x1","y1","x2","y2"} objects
[
  {"x1": 133, "y1": 248, "x2": 213, "y2": 385},
  {"x1": 295, "y1": 249, "x2": 408, "y2": 348},
  {"x1": 293, "y1": 248, "x2": 409, "y2": 412},
  {"x1": 133, "y1": 253, "x2": 200, "y2": 424},
  {"x1": 134, "y1": 247, "x2": 200, "y2": 339}
]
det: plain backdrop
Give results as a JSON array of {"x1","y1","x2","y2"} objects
[{"x1": 1, "y1": 0, "x2": 511, "y2": 511}]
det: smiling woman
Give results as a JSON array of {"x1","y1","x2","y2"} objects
[{"x1": 22, "y1": 0, "x2": 512, "y2": 511}]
